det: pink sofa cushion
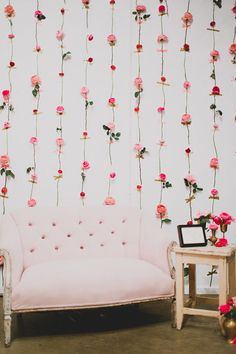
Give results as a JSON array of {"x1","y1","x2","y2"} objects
[{"x1": 12, "y1": 258, "x2": 174, "y2": 311}]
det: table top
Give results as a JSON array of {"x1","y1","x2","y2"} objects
[{"x1": 173, "y1": 244, "x2": 236, "y2": 257}]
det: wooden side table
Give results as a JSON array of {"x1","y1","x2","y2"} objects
[{"x1": 174, "y1": 244, "x2": 236, "y2": 330}]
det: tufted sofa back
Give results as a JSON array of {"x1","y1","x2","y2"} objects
[{"x1": 9, "y1": 206, "x2": 145, "y2": 269}]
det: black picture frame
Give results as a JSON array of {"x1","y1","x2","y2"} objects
[{"x1": 177, "y1": 224, "x2": 207, "y2": 248}]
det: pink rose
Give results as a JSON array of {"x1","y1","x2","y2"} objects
[
  {"x1": 159, "y1": 173, "x2": 166, "y2": 182},
  {"x1": 81, "y1": 161, "x2": 90, "y2": 170},
  {"x1": 108, "y1": 97, "x2": 116, "y2": 106},
  {"x1": 35, "y1": 45, "x2": 41, "y2": 52},
  {"x1": 156, "y1": 204, "x2": 167, "y2": 218},
  {"x1": 82, "y1": 0, "x2": 90, "y2": 7},
  {"x1": 136, "y1": 5, "x2": 146, "y2": 13},
  {"x1": 210, "y1": 50, "x2": 220, "y2": 58},
  {"x1": 56, "y1": 30, "x2": 65, "y2": 41},
  {"x1": 3, "y1": 122, "x2": 11, "y2": 130},
  {"x1": 213, "y1": 216, "x2": 221, "y2": 225},
  {"x1": 107, "y1": 34, "x2": 117, "y2": 46},
  {"x1": 185, "y1": 175, "x2": 196, "y2": 184},
  {"x1": 8, "y1": 34, "x2": 15, "y2": 39},
  {"x1": 35, "y1": 10, "x2": 42, "y2": 17},
  {"x1": 29, "y1": 137, "x2": 38, "y2": 145},
  {"x1": 181, "y1": 113, "x2": 191, "y2": 125},
  {"x1": 211, "y1": 188, "x2": 219, "y2": 196},
  {"x1": 229, "y1": 44, "x2": 236, "y2": 55},
  {"x1": 183, "y1": 81, "x2": 191, "y2": 89},
  {"x1": 4, "y1": 4, "x2": 15, "y2": 17},
  {"x1": 134, "y1": 144, "x2": 142, "y2": 151},
  {"x1": 0, "y1": 256, "x2": 4, "y2": 265},
  {"x1": 213, "y1": 123, "x2": 219, "y2": 130},
  {"x1": 104, "y1": 196, "x2": 116, "y2": 205},
  {"x1": 219, "y1": 212, "x2": 234, "y2": 224},
  {"x1": 134, "y1": 77, "x2": 143, "y2": 90},
  {"x1": 210, "y1": 157, "x2": 219, "y2": 169},
  {"x1": 182, "y1": 12, "x2": 193, "y2": 26},
  {"x1": 157, "y1": 107, "x2": 165, "y2": 113},
  {"x1": 107, "y1": 122, "x2": 115, "y2": 131},
  {"x1": 218, "y1": 303, "x2": 231, "y2": 314},
  {"x1": 56, "y1": 138, "x2": 64, "y2": 146},
  {"x1": 31, "y1": 174, "x2": 38, "y2": 182},
  {"x1": 56, "y1": 106, "x2": 64, "y2": 114},
  {"x1": 211, "y1": 86, "x2": 220, "y2": 95},
  {"x1": 157, "y1": 35, "x2": 168, "y2": 43},
  {"x1": 31, "y1": 75, "x2": 41, "y2": 86},
  {"x1": 215, "y1": 238, "x2": 228, "y2": 247},
  {"x1": 0, "y1": 155, "x2": 10, "y2": 169},
  {"x1": 2, "y1": 90, "x2": 10, "y2": 102},
  {"x1": 209, "y1": 223, "x2": 218, "y2": 231},
  {"x1": 28, "y1": 198, "x2": 37, "y2": 207},
  {"x1": 109, "y1": 172, "x2": 116, "y2": 179},
  {"x1": 80, "y1": 87, "x2": 89, "y2": 99},
  {"x1": 87, "y1": 34, "x2": 93, "y2": 41}
]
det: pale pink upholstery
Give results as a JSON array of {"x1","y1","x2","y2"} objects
[{"x1": 0, "y1": 206, "x2": 175, "y2": 345}]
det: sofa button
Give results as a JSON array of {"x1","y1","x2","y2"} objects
[
  {"x1": 41, "y1": 235, "x2": 46, "y2": 240},
  {"x1": 122, "y1": 241, "x2": 126, "y2": 246},
  {"x1": 67, "y1": 234, "x2": 71, "y2": 238},
  {"x1": 28, "y1": 222, "x2": 32, "y2": 226},
  {"x1": 111, "y1": 230, "x2": 115, "y2": 234},
  {"x1": 78, "y1": 220, "x2": 82, "y2": 224},
  {"x1": 80, "y1": 246, "x2": 84, "y2": 250},
  {"x1": 99, "y1": 220, "x2": 103, "y2": 224},
  {"x1": 122, "y1": 219, "x2": 126, "y2": 223},
  {"x1": 89, "y1": 233, "x2": 93, "y2": 237},
  {"x1": 30, "y1": 249, "x2": 34, "y2": 253},
  {"x1": 54, "y1": 246, "x2": 59, "y2": 251},
  {"x1": 100, "y1": 243, "x2": 104, "y2": 247},
  {"x1": 52, "y1": 222, "x2": 56, "y2": 227}
]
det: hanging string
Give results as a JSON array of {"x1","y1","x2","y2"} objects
[
  {"x1": 103, "y1": 0, "x2": 120, "y2": 206},
  {"x1": 54, "y1": 5, "x2": 70, "y2": 206},
  {"x1": 132, "y1": 1, "x2": 150, "y2": 209},
  {"x1": 80, "y1": 0, "x2": 93, "y2": 205},
  {"x1": 155, "y1": 1, "x2": 172, "y2": 227},
  {"x1": 0, "y1": 1, "x2": 16, "y2": 214},
  {"x1": 207, "y1": 1, "x2": 222, "y2": 213}
]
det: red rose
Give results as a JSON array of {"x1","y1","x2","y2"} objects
[{"x1": 159, "y1": 5, "x2": 165, "y2": 13}]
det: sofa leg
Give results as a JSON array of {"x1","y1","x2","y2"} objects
[
  {"x1": 171, "y1": 298, "x2": 176, "y2": 328},
  {"x1": 4, "y1": 314, "x2": 12, "y2": 347}
]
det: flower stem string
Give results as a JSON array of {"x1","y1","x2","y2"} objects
[
  {"x1": 0, "y1": 1, "x2": 16, "y2": 214},
  {"x1": 155, "y1": 1, "x2": 171, "y2": 227},
  {"x1": 103, "y1": 0, "x2": 119, "y2": 206},
  {"x1": 54, "y1": 5, "x2": 67, "y2": 206},
  {"x1": 133, "y1": 1, "x2": 150, "y2": 209},
  {"x1": 80, "y1": 0, "x2": 93, "y2": 205}
]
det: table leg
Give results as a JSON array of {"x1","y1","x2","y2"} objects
[
  {"x1": 218, "y1": 258, "x2": 227, "y2": 306},
  {"x1": 189, "y1": 264, "x2": 196, "y2": 306},
  {"x1": 228, "y1": 253, "x2": 236, "y2": 298},
  {"x1": 176, "y1": 255, "x2": 184, "y2": 330}
]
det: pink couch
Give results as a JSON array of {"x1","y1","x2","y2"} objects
[{"x1": 0, "y1": 206, "x2": 176, "y2": 346}]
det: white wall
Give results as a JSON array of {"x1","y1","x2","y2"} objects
[{"x1": 0, "y1": 0, "x2": 235, "y2": 292}]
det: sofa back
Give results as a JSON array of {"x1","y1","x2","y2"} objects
[{"x1": 9, "y1": 206, "x2": 144, "y2": 269}]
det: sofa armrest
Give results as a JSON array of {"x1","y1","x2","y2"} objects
[
  {"x1": 0, "y1": 214, "x2": 24, "y2": 289},
  {"x1": 139, "y1": 215, "x2": 177, "y2": 277}
]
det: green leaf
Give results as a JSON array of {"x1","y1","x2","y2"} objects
[
  {"x1": 184, "y1": 178, "x2": 189, "y2": 187},
  {"x1": 193, "y1": 188, "x2": 197, "y2": 193},
  {"x1": 9, "y1": 171, "x2": 15, "y2": 179},
  {"x1": 111, "y1": 133, "x2": 115, "y2": 137},
  {"x1": 143, "y1": 14, "x2": 151, "y2": 19},
  {"x1": 32, "y1": 89, "x2": 38, "y2": 97},
  {"x1": 213, "y1": 0, "x2": 222, "y2": 8},
  {"x1": 89, "y1": 101, "x2": 93, "y2": 105},
  {"x1": 132, "y1": 11, "x2": 137, "y2": 15},
  {"x1": 192, "y1": 183, "x2": 197, "y2": 188},
  {"x1": 197, "y1": 187, "x2": 203, "y2": 191},
  {"x1": 81, "y1": 172, "x2": 86, "y2": 181},
  {"x1": 114, "y1": 137, "x2": 119, "y2": 141},
  {"x1": 134, "y1": 91, "x2": 140, "y2": 98},
  {"x1": 0, "y1": 168, "x2": 5, "y2": 176},
  {"x1": 184, "y1": 266, "x2": 189, "y2": 277},
  {"x1": 116, "y1": 132, "x2": 121, "y2": 137},
  {"x1": 62, "y1": 51, "x2": 71, "y2": 60},
  {"x1": 210, "y1": 104, "x2": 216, "y2": 110},
  {"x1": 210, "y1": 70, "x2": 215, "y2": 80},
  {"x1": 26, "y1": 167, "x2": 32, "y2": 174},
  {"x1": 106, "y1": 131, "x2": 109, "y2": 135},
  {"x1": 216, "y1": 110, "x2": 223, "y2": 116},
  {"x1": 162, "y1": 218, "x2": 171, "y2": 224},
  {"x1": 103, "y1": 125, "x2": 109, "y2": 130}
]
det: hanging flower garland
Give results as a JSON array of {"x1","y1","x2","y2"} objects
[
  {"x1": 229, "y1": 2, "x2": 236, "y2": 64},
  {"x1": 207, "y1": 0, "x2": 223, "y2": 214},
  {"x1": 79, "y1": 0, "x2": 93, "y2": 205},
  {"x1": 155, "y1": 1, "x2": 172, "y2": 226},
  {"x1": 54, "y1": 3, "x2": 71, "y2": 206},
  {"x1": 0, "y1": 2, "x2": 16, "y2": 214},
  {"x1": 26, "y1": 1, "x2": 46, "y2": 208},
  {"x1": 180, "y1": 0, "x2": 203, "y2": 224},
  {"x1": 132, "y1": 2, "x2": 150, "y2": 209},
  {"x1": 102, "y1": 0, "x2": 121, "y2": 206}
]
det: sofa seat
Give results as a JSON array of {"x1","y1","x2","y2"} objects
[{"x1": 12, "y1": 258, "x2": 174, "y2": 311}]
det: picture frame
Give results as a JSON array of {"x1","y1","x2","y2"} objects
[{"x1": 177, "y1": 224, "x2": 207, "y2": 248}]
